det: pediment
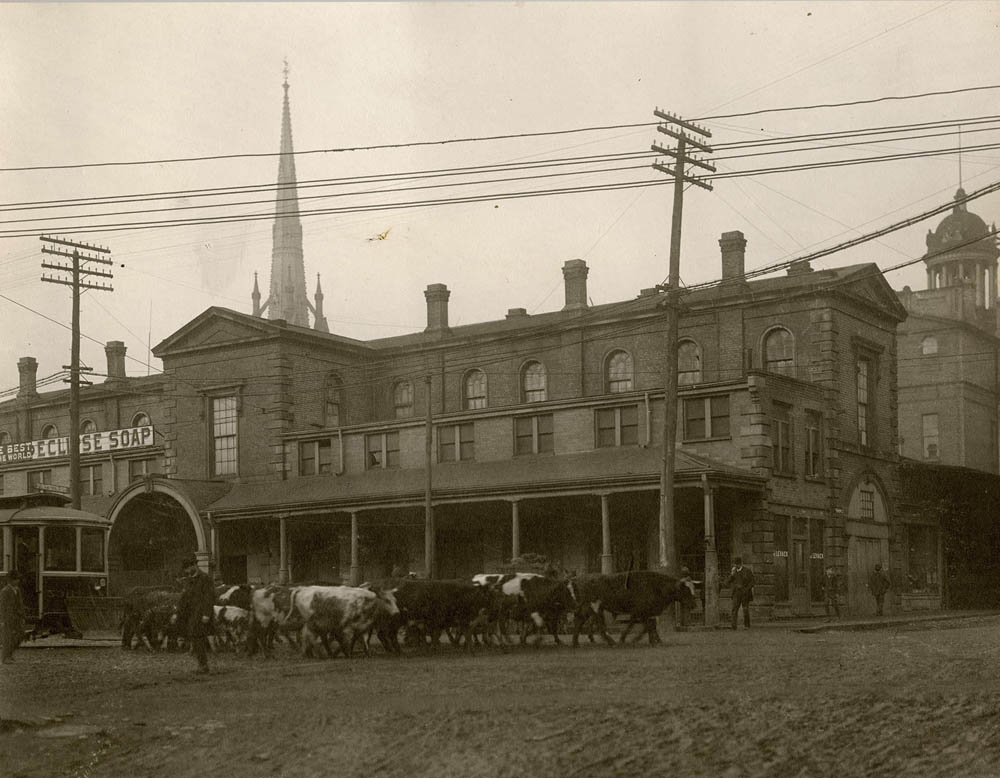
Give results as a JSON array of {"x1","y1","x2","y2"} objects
[{"x1": 153, "y1": 308, "x2": 277, "y2": 356}]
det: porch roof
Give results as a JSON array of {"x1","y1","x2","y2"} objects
[{"x1": 206, "y1": 446, "x2": 765, "y2": 519}]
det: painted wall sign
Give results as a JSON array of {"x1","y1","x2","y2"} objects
[{"x1": 0, "y1": 425, "x2": 154, "y2": 464}]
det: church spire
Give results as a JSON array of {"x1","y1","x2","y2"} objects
[{"x1": 265, "y1": 59, "x2": 310, "y2": 327}]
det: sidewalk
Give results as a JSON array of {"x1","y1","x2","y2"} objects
[
  {"x1": 686, "y1": 609, "x2": 1000, "y2": 634},
  {"x1": 19, "y1": 630, "x2": 120, "y2": 649}
]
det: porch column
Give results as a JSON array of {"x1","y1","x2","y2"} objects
[
  {"x1": 510, "y1": 500, "x2": 521, "y2": 560},
  {"x1": 600, "y1": 493, "x2": 614, "y2": 574},
  {"x1": 926, "y1": 267, "x2": 933, "y2": 289},
  {"x1": 990, "y1": 263, "x2": 997, "y2": 309},
  {"x1": 349, "y1": 510, "x2": 361, "y2": 586},
  {"x1": 278, "y1": 517, "x2": 288, "y2": 584},
  {"x1": 209, "y1": 521, "x2": 219, "y2": 578},
  {"x1": 2, "y1": 526, "x2": 11, "y2": 571},
  {"x1": 702, "y1": 475, "x2": 719, "y2": 626}
]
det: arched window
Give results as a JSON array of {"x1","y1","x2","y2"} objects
[
  {"x1": 522, "y1": 361, "x2": 547, "y2": 403},
  {"x1": 41, "y1": 424, "x2": 58, "y2": 439},
  {"x1": 606, "y1": 350, "x2": 634, "y2": 394},
  {"x1": 764, "y1": 328, "x2": 795, "y2": 376},
  {"x1": 678, "y1": 341, "x2": 702, "y2": 386},
  {"x1": 464, "y1": 369, "x2": 487, "y2": 410},
  {"x1": 131, "y1": 412, "x2": 150, "y2": 428},
  {"x1": 325, "y1": 374, "x2": 343, "y2": 427},
  {"x1": 393, "y1": 380, "x2": 414, "y2": 418},
  {"x1": 920, "y1": 336, "x2": 938, "y2": 355},
  {"x1": 0, "y1": 431, "x2": 9, "y2": 446},
  {"x1": 80, "y1": 419, "x2": 97, "y2": 435}
]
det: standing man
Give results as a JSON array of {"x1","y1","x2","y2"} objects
[
  {"x1": 822, "y1": 566, "x2": 841, "y2": 619},
  {"x1": 868, "y1": 563, "x2": 891, "y2": 617},
  {"x1": 0, "y1": 570, "x2": 26, "y2": 664},
  {"x1": 726, "y1": 557, "x2": 755, "y2": 630},
  {"x1": 175, "y1": 557, "x2": 215, "y2": 674}
]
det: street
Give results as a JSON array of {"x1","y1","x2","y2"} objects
[{"x1": 2, "y1": 615, "x2": 999, "y2": 778}]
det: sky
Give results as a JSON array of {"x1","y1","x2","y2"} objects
[{"x1": 1, "y1": 1, "x2": 999, "y2": 395}]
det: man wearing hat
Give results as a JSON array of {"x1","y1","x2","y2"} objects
[
  {"x1": 726, "y1": 557, "x2": 755, "y2": 630},
  {"x1": 0, "y1": 570, "x2": 26, "y2": 664},
  {"x1": 868, "y1": 562, "x2": 891, "y2": 617},
  {"x1": 175, "y1": 556, "x2": 215, "y2": 674}
]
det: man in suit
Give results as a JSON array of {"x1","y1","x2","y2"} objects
[
  {"x1": 868, "y1": 563, "x2": 891, "y2": 616},
  {"x1": 0, "y1": 570, "x2": 26, "y2": 664},
  {"x1": 175, "y1": 557, "x2": 215, "y2": 674},
  {"x1": 726, "y1": 557, "x2": 755, "y2": 630},
  {"x1": 823, "y1": 566, "x2": 841, "y2": 619}
]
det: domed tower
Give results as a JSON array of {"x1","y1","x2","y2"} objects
[{"x1": 924, "y1": 188, "x2": 999, "y2": 309}]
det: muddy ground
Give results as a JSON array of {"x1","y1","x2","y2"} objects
[{"x1": 2, "y1": 616, "x2": 1000, "y2": 778}]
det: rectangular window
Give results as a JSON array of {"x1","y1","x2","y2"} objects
[
  {"x1": 212, "y1": 396, "x2": 238, "y2": 476},
  {"x1": 773, "y1": 515, "x2": 789, "y2": 602},
  {"x1": 366, "y1": 431, "x2": 400, "y2": 470},
  {"x1": 595, "y1": 406, "x2": 639, "y2": 448},
  {"x1": 857, "y1": 358, "x2": 870, "y2": 447},
  {"x1": 439, "y1": 423, "x2": 475, "y2": 462},
  {"x1": 906, "y1": 525, "x2": 939, "y2": 592},
  {"x1": 129, "y1": 459, "x2": 155, "y2": 483},
  {"x1": 299, "y1": 441, "x2": 316, "y2": 476},
  {"x1": 300, "y1": 439, "x2": 335, "y2": 476},
  {"x1": 28, "y1": 469, "x2": 52, "y2": 493},
  {"x1": 79, "y1": 464, "x2": 103, "y2": 497},
  {"x1": 44, "y1": 526, "x2": 76, "y2": 572},
  {"x1": 683, "y1": 395, "x2": 730, "y2": 440},
  {"x1": 514, "y1": 414, "x2": 554, "y2": 456},
  {"x1": 922, "y1": 414, "x2": 939, "y2": 460},
  {"x1": 859, "y1": 489, "x2": 875, "y2": 521},
  {"x1": 805, "y1": 410, "x2": 822, "y2": 477},
  {"x1": 809, "y1": 519, "x2": 825, "y2": 602},
  {"x1": 81, "y1": 528, "x2": 104, "y2": 573},
  {"x1": 773, "y1": 403, "x2": 793, "y2": 475}
]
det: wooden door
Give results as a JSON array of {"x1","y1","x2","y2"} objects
[{"x1": 847, "y1": 536, "x2": 886, "y2": 615}]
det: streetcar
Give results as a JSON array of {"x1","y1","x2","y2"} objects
[{"x1": 0, "y1": 491, "x2": 111, "y2": 636}]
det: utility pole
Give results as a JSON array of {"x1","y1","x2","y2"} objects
[
  {"x1": 424, "y1": 374, "x2": 436, "y2": 578},
  {"x1": 40, "y1": 236, "x2": 113, "y2": 510},
  {"x1": 651, "y1": 110, "x2": 715, "y2": 575}
]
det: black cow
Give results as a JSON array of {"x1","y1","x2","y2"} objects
[
  {"x1": 120, "y1": 587, "x2": 181, "y2": 650},
  {"x1": 214, "y1": 583, "x2": 253, "y2": 611},
  {"x1": 392, "y1": 579, "x2": 493, "y2": 652},
  {"x1": 571, "y1": 571, "x2": 695, "y2": 646}
]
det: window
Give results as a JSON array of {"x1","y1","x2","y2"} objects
[
  {"x1": 80, "y1": 419, "x2": 96, "y2": 435},
  {"x1": 299, "y1": 439, "x2": 333, "y2": 475},
  {"x1": 922, "y1": 414, "x2": 939, "y2": 460},
  {"x1": 211, "y1": 396, "x2": 238, "y2": 476},
  {"x1": 131, "y1": 412, "x2": 151, "y2": 428},
  {"x1": 393, "y1": 381, "x2": 414, "y2": 419},
  {"x1": 856, "y1": 358, "x2": 871, "y2": 447},
  {"x1": 0, "y1": 431, "x2": 9, "y2": 446},
  {"x1": 906, "y1": 525, "x2": 939, "y2": 592},
  {"x1": 325, "y1": 374, "x2": 343, "y2": 427},
  {"x1": 522, "y1": 361, "x2": 547, "y2": 403},
  {"x1": 773, "y1": 516, "x2": 789, "y2": 602},
  {"x1": 514, "y1": 414, "x2": 554, "y2": 456},
  {"x1": 809, "y1": 519, "x2": 826, "y2": 602},
  {"x1": 366, "y1": 431, "x2": 400, "y2": 470},
  {"x1": 28, "y1": 469, "x2": 52, "y2": 493},
  {"x1": 439, "y1": 423, "x2": 475, "y2": 462},
  {"x1": 80, "y1": 464, "x2": 103, "y2": 496},
  {"x1": 773, "y1": 403, "x2": 793, "y2": 475},
  {"x1": 595, "y1": 406, "x2": 639, "y2": 448},
  {"x1": 606, "y1": 351, "x2": 634, "y2": 394},
  {"x1": 41, "y1": 424, "x2": 58, "y2": 439},
  {"x1": 920, "y1": 336, "x2": 938, "y2": 355},
  {"x1": 81, "y1": 528, "x2": 104, "y2": 572},
  {"x1": 764, "y1": 328, "x2": 795, "y2": 376},
  {"x1": 683, "y1": 395, "x2": 730, "y2": 440},
  {"x1": 44, "y1": 526, "x2": 76, "y2": 572},
  {"x1": 129, "y1": 458, "x2": 155, "y2": 482},
  {"x1": 678, "y1": 341, "x2": 702, "y2": 386},
  {"x1": 859, "y1": 489, "x2": 875, "y2": 521},
  {"x1": 805, "y1": 410, "x2": 822, "y2": 477},
  {"x1": 464, "y1": 370, "x2": 487, "y2": 410}
]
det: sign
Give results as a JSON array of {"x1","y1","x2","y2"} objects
[{"x1": 0, "y1": 425, "x2": 154, "y2": 465}]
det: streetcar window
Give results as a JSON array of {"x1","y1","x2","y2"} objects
[
  {"x1": 44, "y1": 527, "x2": 76, "y2": 572},
  {"x1": 81, "y1": 529, "x2": 104, "y2": 573}
]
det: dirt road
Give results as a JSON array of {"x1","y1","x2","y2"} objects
[{"x1": 2, "y1": 616, "x2": 999, "y2": 777}]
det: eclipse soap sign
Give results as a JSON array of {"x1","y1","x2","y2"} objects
[{"x1": 0, "y1": 425, "x2": 155, "y2": 464}]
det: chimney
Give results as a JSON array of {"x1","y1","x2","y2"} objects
[
  {"x1": 719, "y1": 231, "x2": 747, "y2": 282},
  {"x1": 424, "y1": 283, "x2": 451, "y2": 333},
  {"x1": 562, "y1": 259, "x2": 589, "y2": 311},
  {"x1": 17, "y1": 357, "x2": 38, "y2": 399},
  {"x1": 104, "y1": 341, "x2": 127, "y2": 383},
  {"x1": 506, "y1": 307, "x2": 528, "y2": 319}
]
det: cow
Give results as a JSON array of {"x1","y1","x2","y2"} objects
[
  {"x1": 137, "y1": 599, "x2": 182, "y2": 651},
  {"x1": 120, "y1": 587, "x2": 180, "y2": 650},
  {"x1": 570, "y1": 570, "x2": 696, "y2": 647},
  {"x1": 246, "y1": 584, "x2": 301, "y2": 657},
  {"x1": 289, "y1": 585, "x2": 399, "y2": 658},
  {"x1": 392, "y1": 579, "x2": 493, "y2": 652},
  {"x1": 212, "y1": 605, "x2": 250, "y2": 652},
  {"x1": 214, "y1": 584, "x2": 253, "y2": 612}
]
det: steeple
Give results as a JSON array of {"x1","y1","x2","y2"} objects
[
  {"x1": 263, "y1": 60, "x2": 310, "y2": 327},
  {"x1": 311, "y1": 274, "x2": 329, "y2": 333},
  {"x1": 251, "y1": 272, "x2": 262, "y2": 316}
]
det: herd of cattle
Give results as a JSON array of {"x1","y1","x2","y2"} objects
[{"x1": 119, "y1": 570, "x2": 697, "y2": 659}]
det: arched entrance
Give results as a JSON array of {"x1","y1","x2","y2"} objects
[{"x1": 106, "y1": 478, "x2": 208, "y2": 595}]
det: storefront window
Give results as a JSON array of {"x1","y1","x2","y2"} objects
[
  {"x1": 81, "y1": 529, "x2": 104, "y2": 573},
  {"x1": 772, "y1": 515, "x2": 789, "y2": 602},
  {"x1": 44, "y1": 526, "x2": 76, "y2": 572},
  {"x1": 809, "y1": 519, "x2": 825, "y2": 602},
  {"x1": 907, "y1": 525, "x2": 939, "y2": 593}
]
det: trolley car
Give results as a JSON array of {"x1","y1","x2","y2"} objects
[{"x1": 0, "y1": 491, "x2": 111, "y2": 636}]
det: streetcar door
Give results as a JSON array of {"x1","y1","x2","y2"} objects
[{"x1": 13, "y1": 526, "x2": 40, "y2": 619}]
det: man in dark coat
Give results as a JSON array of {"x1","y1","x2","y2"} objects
[
  {"x1": 0, "y1": 570, "x2": 26, "y2": 664},
  {"x1": 823, "y1": 566, "x2": 841, "y2": 619},
  {"x1": 868, "y1": 563, "x2": 891, "y2": 616},
  {"x1": 175, "y1": 557, "x2": 215, "y2": 673},
  {"x1": 726, "y1": 557, "x2": 755, "y2": 630}
]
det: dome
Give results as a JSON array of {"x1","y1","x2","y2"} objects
[{"x1": 925, "y1": 189, "x2": 996, "y2": 256}]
